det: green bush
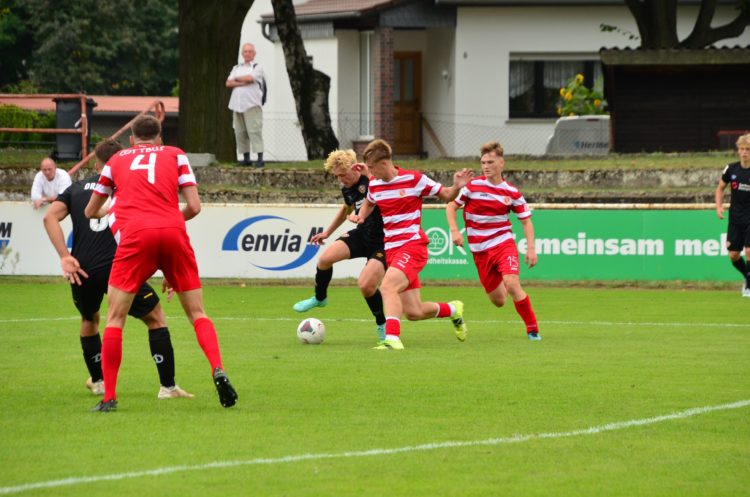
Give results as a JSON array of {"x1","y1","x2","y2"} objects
[{"x1": 0, "y1": 104, "x2": 55, "y2": 144}]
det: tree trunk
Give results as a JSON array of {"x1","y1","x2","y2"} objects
[
  {"x1": 178, "y1": 0, "x2": 254, "y2": 161},
  {"x1": 272, "y1": 0, "x2": 339, "y2": 160},
  {"x1": 626, "y1": 0, "x2": 750, "y2": 48},
  {"x1": 626, "y1": 0, "x2": 680, "y2": 48}
]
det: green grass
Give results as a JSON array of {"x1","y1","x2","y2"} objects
[
  {"x1": 0, "y1": 147, "x2": 736, "y2": 171},
  {"x1": 0, "y1": 280, "x2": 748, "y2": 496}
]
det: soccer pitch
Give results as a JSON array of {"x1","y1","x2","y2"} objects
[{"x1": 0, "y1": 280, "x2": 748, "y2": 496}]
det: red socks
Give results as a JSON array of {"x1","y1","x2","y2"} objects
[
  {"x1": 101, "y1": 327, "x2": 123, "y2": 402},
  {"x1": 194, "y1": 317, "x2": 223, "y2": 371},
  {"x1": 514, "y1": 296, "x2": 538, "y2": 333},
  {"x1": 385, "y1": 317, "x2": 401, "y2": 337},
  {"x1": 436, "y1": 302, "x2": 452, "y2": 318}
]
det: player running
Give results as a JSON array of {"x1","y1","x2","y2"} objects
[
  {"x1": 446, "y1": 141, "x2": 541, "y2": 340},
  {"x1": 293, "y1": 149, "x2": 387, "y2": 343},
  {"x1": 353, "y1": 139, "x2": 473, "y2": 350},
  {"x1": 43, "y1": 139, "x2": 194, "y2": 399},
  {"x1": 84, "y1": 115, "x2": 237, "y2": 412}
]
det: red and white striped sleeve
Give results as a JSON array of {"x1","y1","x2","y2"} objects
[{"x1": 93, "y1": 165, "x2": 114, "y2": 197}]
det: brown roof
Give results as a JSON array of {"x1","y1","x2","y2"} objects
[
  {"x1": 261, "y1": 0, "x2": 397, "y2": 20},
  {"x1": 0, "y1": 95, "x2": 179, "y2": 114}
]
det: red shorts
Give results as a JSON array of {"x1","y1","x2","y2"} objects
[
  {"x1": 472, "y1": 240, "x2": 520, "y2": 293},
  {"x1": 386, "y1": 242, "x2": 428, "y2": 291},
  {"x1": 109, "y1": 227, "x2": 202, "y2": 293}
]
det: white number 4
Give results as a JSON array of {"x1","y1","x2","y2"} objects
[{"x1": 130, "y1": 154, "x2": 156, "y2": 184}]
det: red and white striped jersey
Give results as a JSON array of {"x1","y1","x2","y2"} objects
[
  {"x1": 453, "y1": 176, "x2": 531, "y2": 253},
  {"x1": 93, "y1": 144, "x2": 196, "y2": 240},
  {"x1": 366, "y1": 167, "x2": 442, "y2": 251}
]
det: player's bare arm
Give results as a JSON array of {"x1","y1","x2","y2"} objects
[
  {"x1": 715, "y1": 179, "x2": 727, "y2": 219},
  {"x1": 84, "y1": 192, "x2": 107, "y2": 219},
  {"x1": 43, "y1": 201, "x2": 88, "y2": 285},
  {"x1": 354, "y1": 198, "x2": 375, "y2": 224},
  {"x1": 445, "y1": 202, "x2": 465, "y2": 247},
  {"x1": 437, "y1": 168, "x2": 474, "y2": 202},
  {"x1": 313, "y1": 205, "x2": 351, "y2": 245},
  {"x1": 181, "y1": 185, "x2": 202, "y2": 221},
  {"x1": 520, "y1": 217, "x2": 538, "y2": 268}
]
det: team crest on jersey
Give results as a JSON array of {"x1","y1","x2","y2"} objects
[
  {"x1": 500, "y1": 196, "x2": 512, "y2": 205},
  {"x1": 358, "y1": 185, "x2": 366, "y2": 194},
  {"x1": 399, "y1": 189, "x2": 406, "y2": 197}
]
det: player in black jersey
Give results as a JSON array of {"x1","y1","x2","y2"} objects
[
  {"x1": 715, "y1": 133, "x2": 750, "y2": 297},
  {"x1": 293, "y1": 149, "x2": 387, "y2": 343},
  {"x1": 43, "y1": 139, "x2": 194, "y2": 399}
]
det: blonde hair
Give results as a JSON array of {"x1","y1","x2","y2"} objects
[
  {"x1": 480, "y1": 141, "x2": 504, "y2": 157},
  {"x1": 362, "y1": 139, "x2": 392, "y2": 165},
  {"x1": 737, "y1": 133, "x2": 750, "y2": 148},
  {"x1": 324, "y1": 149, "x2": 357, "y2": 173}
]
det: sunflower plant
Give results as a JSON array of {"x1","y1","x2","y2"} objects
[{"x1": 557, "y1": 74, "x2": 608, "y2": 116}]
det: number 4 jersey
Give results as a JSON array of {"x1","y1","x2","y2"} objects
[{"x1": 93, "y1": 144, "x2": 197, "y2": 241}]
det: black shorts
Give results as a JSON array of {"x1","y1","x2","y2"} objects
[
  {"x1": 727, "y1": 221, "x2": 750, "y2": 252},
  {"x1": 70, "y1": 267, "x2": 160, "y2": 321},
  {"x1": 338, "y1": 228, "x2": 387, "y2": 268}
]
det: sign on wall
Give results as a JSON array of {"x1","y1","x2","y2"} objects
[{"x1": 0, "y1": 202, "x2": 737, "y2": 281}]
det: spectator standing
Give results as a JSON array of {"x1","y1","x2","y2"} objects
[
  {"x1": 226, "y1": 42, "x2": 265, "y2": 168},
  {"x1": 31, "y1": 157, "x2": 71, "y2": 209}
]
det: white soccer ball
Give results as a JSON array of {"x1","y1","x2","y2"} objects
[{"x1": 297, "y1": 318, "x2": 326, "y2": 344}]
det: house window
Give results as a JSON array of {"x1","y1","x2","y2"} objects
[
  {"x1": 359, "y1": 31, "x2": 374, "y2": 136},
  {"x1": 509, "y1": 58, "x2": 603, "y2": 118}
]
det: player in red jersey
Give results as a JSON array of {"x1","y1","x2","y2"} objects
[
  {"x1": 84, "y1": 115, "x2": 237, "y2": 411},
  {"x1": 354, "y1": 139, "x2": 473, "y2": 350},
  {"x1": 446, "y1": 141, "x2": 541, "y2": 340}
]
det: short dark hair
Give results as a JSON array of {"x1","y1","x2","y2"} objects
[
  {"x1": 362, "y1": 139, "x2": 392, "y2": 165},
  {"x1": 94, "y1": 138, "x2": 123, "y2": 163},
  {"x1": 132, "y1": 115, "x2": 161, "y2": 141}
]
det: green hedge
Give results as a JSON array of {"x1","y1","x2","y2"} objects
[{"x1": 0, "y1": 104, "x2": 56, "y2": 144}]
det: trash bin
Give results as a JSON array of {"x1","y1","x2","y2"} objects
[{"x1": 53, "y1": 97, "x2": 97, "y2": 160}]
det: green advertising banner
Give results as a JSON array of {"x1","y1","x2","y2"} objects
[{"x1": 421, "y1": 208, "x2": 736, "y2": 281}]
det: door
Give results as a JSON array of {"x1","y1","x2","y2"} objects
[{"x1": 394, "y1": 52, "x2": 422, "y2": 155}]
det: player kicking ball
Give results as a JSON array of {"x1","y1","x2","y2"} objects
[
  {"x1": 293, "y1": 149, "x2": 387, "y2": 343},
  {"x1": 353, "y1": 139, "x2": 473, "y2": 350},
  {"x1": 446, "y1": 141, "x2": 541, "y2": 340}
]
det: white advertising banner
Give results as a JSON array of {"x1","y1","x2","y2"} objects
[{"x1": 0, "y1": 202, "x2": 363, "y2": 279}]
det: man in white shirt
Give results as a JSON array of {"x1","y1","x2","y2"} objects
[
  {"x1": 226, "y1": 42, "x2": 265, "y2": 168},
  {"x1": 31, "y1": 157, "x2": 72, "y2": 209}
]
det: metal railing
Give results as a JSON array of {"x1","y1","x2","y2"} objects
[
  {"x1": 0, "y1": 93, "x2": 90, "y2": 156},
  {"x1": 68, "y1": 99, "x2": 165, "y2": 175}
]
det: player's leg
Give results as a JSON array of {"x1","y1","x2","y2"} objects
[
  {"x1": 96, "y1": 285, "x2": 137, "y2": 408},
  {"x1": 359, "y1": 255, "x2": 387, "y2": 341},
  {"x1": 93, "y1": 231, "x2": 158, "y2": 411},
  {"x1": 503, "y1": 274, "x2": 540, "y2": 340},
  {"x1": 130, "y1": 283, "x2": 193, "y2": 399},
  {"x1": 743, "y1": 224, "x2": 750, "y2": 296},
  {"x1": 71, "y1": 276, "x2": 105, "y2": 395},
  {"x1": 374, "y1": 266, "x2": 410, "y2": 349},
  {"x1": 293, "y1": 239, "x2": 352, "y2": 312},
  {"x1": 161, "y1": 229, "x2": 237, "y2": 408},
  {"x1": 727, "y1": 222, "x2": 749, "y2": 294}
]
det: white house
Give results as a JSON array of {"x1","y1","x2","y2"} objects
[{"x1": 238, "y1": 0, "x2": 750, "y2": 160}]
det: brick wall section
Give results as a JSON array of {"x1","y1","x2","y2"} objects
[{"x1": 373, "y1": 26, "x2": 394, "y2": 145}]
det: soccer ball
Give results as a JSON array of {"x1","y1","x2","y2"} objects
[{"x1": 297, "y1": 318, "x2": 326, "y2": 344}]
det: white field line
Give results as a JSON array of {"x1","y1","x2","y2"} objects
[
  {"x1": 1, "y1": 399, "x2": 748, "y2": 496},
  {"x1": 0, "y1": 315, "x2": 747, "y2": 329}
]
